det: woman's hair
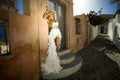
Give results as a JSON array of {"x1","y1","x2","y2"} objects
[{"x1": 43, "y1": 7, "x2": 56, "y2": 27}]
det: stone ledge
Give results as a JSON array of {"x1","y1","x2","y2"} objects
[
  {"x1": 42, "y1": 55, "x2": 83, "y2": 79},
  {"x1": 59, "y1": 49, "x2": 70, "y2": 56},
  {"x1": 60, "y1": 52, "x2": 75, "y2": 64}
]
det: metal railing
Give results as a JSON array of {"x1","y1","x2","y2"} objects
[
  {"x1": 0, "y1": 0, "x2": 18, "y2": 11},
  {"x1": 0, "y1": 0, "x2": 14, "y2": 6}
]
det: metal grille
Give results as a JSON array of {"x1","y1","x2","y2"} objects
[
  {"x1": 48, "y1": 0, "x2": 55, "y2": 10},
  {"x1": 0, "y1": 0, "x2": 14, "y2": 6},
  {"x1": 58, "y1": 6, "x2": 61, "y2": 16}
]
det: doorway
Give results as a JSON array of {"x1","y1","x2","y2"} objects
[
  {"x1": 48, "y1": 0, "x2": 66, "y2": 50},
  {"x1": 100, "y1": 26, "x2": 104, "y2": 33}
]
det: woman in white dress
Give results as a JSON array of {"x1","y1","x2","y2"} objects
[{"x1": 41, "y1": 6, "x2": 62, "y2": 74}]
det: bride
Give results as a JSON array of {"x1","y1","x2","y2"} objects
[{"x1": 41, "y1": 6, "x2": 62, "y2": 74}]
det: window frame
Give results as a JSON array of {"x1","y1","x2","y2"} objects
[
  {"x1": 0, "y1": 18, "x2": 10, "y2": 57},
  {"x1": 75, "y1": 18, "x2": 81, "y2": 34}
]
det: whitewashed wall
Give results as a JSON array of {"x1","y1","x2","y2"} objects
[
  {"x1": 108, "y1": 14, "x2": 120, "y2": 50},
  {"x1": 108, "y1": 20, "x2": 114, "y2": 41},
  {"x1": 89, "y1": 25, "x2": 99, "y2": 41}
]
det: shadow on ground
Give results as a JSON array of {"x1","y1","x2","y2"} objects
[{"x1": 58, "y1": 34, "x2": 120, "y2": 80}]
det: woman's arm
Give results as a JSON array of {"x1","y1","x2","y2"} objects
[
  {"x1": 43, "y1": 6, "x2": 56, "y2": 27},
  {"x1": 55, "y1": 37, "x2": 60, "y2": 54}
]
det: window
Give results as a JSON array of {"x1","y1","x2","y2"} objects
[
  {"x1": 114, "y1": 26, "x2": 117, "y2": 34},
  {"x1": 17, "y1": 0, "x2": 30, "y2": 15},
  {"x1": 75, "y1": 18, "x2": 81, "y2": 34},
  {"x1": 0, "y1": 19, "x2": 9, "y2": 56},
  {"x1": 118, "y1": 14, "x2": 120, "y2": 23}
]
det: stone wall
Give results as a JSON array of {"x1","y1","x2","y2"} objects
[
  {"x1": 88, "y1": 24, "x2": 99, "y2": 41},
  {"x1": 113, "y1": 14, "x2": 120, "y2": 50},
  {"x1": 90, "y1": 25, "x2": 99, "y2": 41},
  {"x1": 108, "y1": 14, "x2": 120, "y2": 50},
  {"x1": 108, "y1": 20, "x2": 114, "y2": 41}
]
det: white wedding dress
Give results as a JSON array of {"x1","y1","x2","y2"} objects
[{"x1": 41, "y1": 22, "x2": 62, "y2": 74}]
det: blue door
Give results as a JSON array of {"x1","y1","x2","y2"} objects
[{"x1": 100, "y1": 26, "x2": 104, "y2": 33}]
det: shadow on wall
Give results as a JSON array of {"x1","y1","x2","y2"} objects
[
  {"x1": 90, "y1": 25, "x2": 99, "y2": 41},
  {"x1": 114, "y1": 26, "x2": 120, "y2": 50}
]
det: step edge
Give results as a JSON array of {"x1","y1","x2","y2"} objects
[
  {"x1": 60, "y1": 56, "x2": 75, "y2": 64},
  {"x1": 59, "y1": 49, "x2": 71, "y2": 56},
  {"x1": 42, "y1": 58, "x2": 83, "y2": 79}
]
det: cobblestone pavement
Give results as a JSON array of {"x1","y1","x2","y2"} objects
[{"x1": 57, "y1": 34, "x2": 120, "y2": 80}]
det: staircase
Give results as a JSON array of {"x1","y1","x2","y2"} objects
[{"x1": 42, "y1": 50, "x2": 83, "y2": 79}]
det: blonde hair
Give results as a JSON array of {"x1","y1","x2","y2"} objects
[{"x1": 43, "y1": 7, "x2": 56, "y2": 28}]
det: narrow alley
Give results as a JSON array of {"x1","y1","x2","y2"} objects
[
  {"x1": 0, "y1": 0, "x2": 120, "y2": 80},
  {"x1": 57, "y1": 34, "x2": 120, "y2": 80}
]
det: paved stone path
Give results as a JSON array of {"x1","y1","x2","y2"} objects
[{"x1": 57, "y1": 34, "x2": 120, "y2": 80}]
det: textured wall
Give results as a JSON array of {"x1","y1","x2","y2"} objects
[
  {"x1": 0, "y1": 0, "x2": 41, "y2": 80},
  {"x1": 0, "y1": 0, "x2": 79, "y2": 80},
  {"x1": 90, "y1": 25, "x2": 99, "y2": 41},
  {"x1": 111, "y1": 14, "x2": 120, "y2": 50},
  {"x1": 108, "y1": 21, "x2": 114, "y2": 41}
]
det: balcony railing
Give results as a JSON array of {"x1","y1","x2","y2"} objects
[
  {"x1": 0, "y1": 0, "x2": 18, "y2": 11},
  {"x1": 1, "y1": 0, "x2": 14, "y2": 6}
]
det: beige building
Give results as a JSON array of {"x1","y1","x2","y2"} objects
[
  {"x1": 0, "y1": 0, "x2": 100, "y2": 80},
  {"x1": 74, "y1": 14, "x2": 88, "y2": 51}
]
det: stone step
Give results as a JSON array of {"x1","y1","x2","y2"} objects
[
  {"x1": 60, "y1": 52, "x2": 75, "y2": 64},
  {"x1": 42, "y1": 54, "x2": 83, "y2": 79},
  {"x1": 59, "y1": 49, "x2": 70, "y2": 56}
]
